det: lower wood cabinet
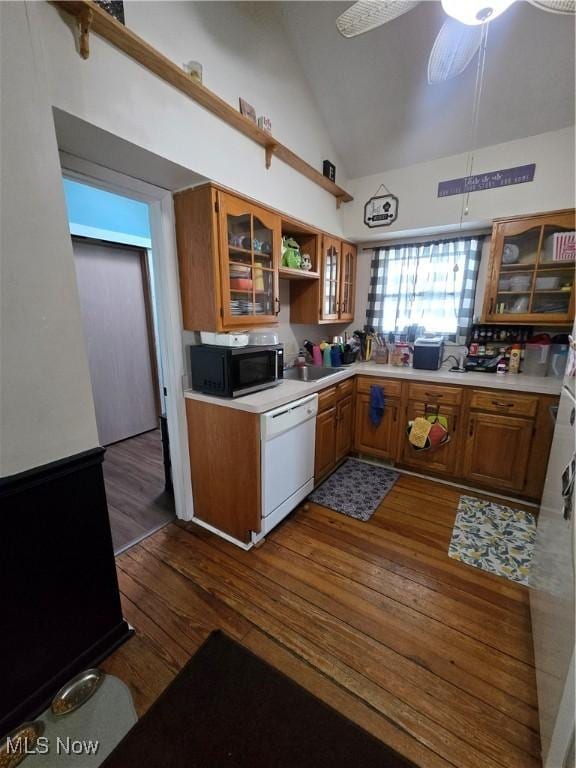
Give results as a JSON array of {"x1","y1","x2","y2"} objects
[
  {"x1": 314, "y1": 381, "x2": 355, "y2": 483},
  {"x1": 351, "y1": 376, "x2": 557, "y2": 501},
  {"x1": 401, "y1": 401, "x2": 460, "y2": 477},
  {"x1": 335, "y1": 395, "x2": 354, "y2": 462},
  {"x1": 315, "y1": 406, "x2": 337, "y2": 481},
  {"x1": 462, "y1": 412, "x2": 534, "y2": 492},
  {"x1": 354, "y1": 393, "x2": 399, "y2": 460}
]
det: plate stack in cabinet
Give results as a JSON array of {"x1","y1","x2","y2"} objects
[
  {"x1": 400, "y1": 383, "x2": 462, "y2": 476},
  {"x1": 315, "y1": 379, "x2": 354, "y2": 483},
  {"x1": 354, "y1": 377, "x2": 402, "y2": 460}
]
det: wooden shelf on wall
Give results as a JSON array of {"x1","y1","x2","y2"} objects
[
  {"x1": 50, "y1": 0, "x2": 354, "y2": 208},
  {"x1": 279, "y1": 267, "x2": 320, "y2": 281}
]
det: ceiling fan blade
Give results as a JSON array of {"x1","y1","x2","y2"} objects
[
  {"x1": 336, "y1": 0, "x2": 420, "y2": 38},
  {"x1": 427, "y1": 18, "x2": 483, "y2": 84},
  {"x1": 527, "y1": 0, "x2": 575, "y2": 13}
]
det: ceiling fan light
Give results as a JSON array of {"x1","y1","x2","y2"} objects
[{"x1": 441, "y1": 0, "x2": 515, "y2": 25}]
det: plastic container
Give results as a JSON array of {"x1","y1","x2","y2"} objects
[
  {"x1": 200, "y1": 331, "x2": 249, "y2": 347},
  {"x1": 548, "y1": 344, "x2": 569, "y2": 380},
  {"x1": 523, "y1": 337, "x2": 551, "y2": 377}
]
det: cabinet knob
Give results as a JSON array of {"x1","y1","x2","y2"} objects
[{"x1": 274, "y1": 297, "x2": 281, "y2": 315}]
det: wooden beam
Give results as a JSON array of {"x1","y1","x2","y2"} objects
[
  {"x1": 78, "y1": 6, "x2": 93, "y2": 59},
  {"x1": 50, "y1": 1, "x2": 354, "y2": 205},
  {"x1": 265, "y1": 143, "x2": 277, "y2": 170}
]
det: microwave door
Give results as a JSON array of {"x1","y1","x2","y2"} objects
[{"x1": 231, "y1": 350, "x2": 277, "y2": 396}]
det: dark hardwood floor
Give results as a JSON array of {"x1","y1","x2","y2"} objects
[
  {"x1": 103, "y1": 429, "x2": 175, "y2": 553},
  {"x1": 103, "y1": 474, "x2": 541, "y2": 768}
]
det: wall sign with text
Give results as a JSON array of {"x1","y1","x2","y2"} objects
[
  {"x1": 364, "y1": 194, "x2": 399, "y2": 228},
  {"x1": 438, "y1": 164, "x2": 536, "y2": 197}
]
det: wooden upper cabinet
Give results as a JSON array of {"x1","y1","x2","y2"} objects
[
  {"x1": 483, "y1": 209, "x2": 575, "y2": 325},
  {"x1": 320, "y1": 236, "x2": 341, "y2": 321},
  {"x1": 174, "y1": 184, "x2": 280, "y2": 332},
  {"x1": 217, "y1": 192, "x2": 280, "y2": 328},
  {"x1": 339, "y1": 243, "x2": 357, "y2": 322},
  {"x1": 291, "y1": 237, "x2": 357, "y2": 324}
]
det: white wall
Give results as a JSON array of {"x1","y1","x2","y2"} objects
[
  {"x1": 343, "y1": 127, "x2": 575, "y2": 242},
  {"x1": 0, "y1": 1, "x2": 349, "y2": 476},
  {"x1": 0, "y1": 2, "x2": 99, "y2": 476},
  {"x1": 40, "y1": 1, "x2": 345, "y2": 236}
]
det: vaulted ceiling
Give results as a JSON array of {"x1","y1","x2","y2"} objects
[{"x1": 277, "y1": 1, "x2": 575, "y2": 179}]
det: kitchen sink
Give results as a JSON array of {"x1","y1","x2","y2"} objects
[{"x1": 283, "y1": 365, "x2": 342, "y2": 382}]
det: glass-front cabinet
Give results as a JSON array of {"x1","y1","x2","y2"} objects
[
  {"x1": 218, "y1": 192, "x2": 280, "y2": 328},
  {"x1": 339, "y1": 242, "x2": 357, "y2": 322},
  {"x1": 321, "y1": 236, "x2": 341, "y2": 321},
  {"x1": 483, "y1": 210, "x2": 575, "y2": 324}
]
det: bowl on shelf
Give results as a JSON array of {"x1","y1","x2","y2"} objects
[
  {"x1": 498, "y1": 277, "x2": 511, "y2": 291},
  {"x1": 230, "y1": 278, "x2": 254, "y2": 291},
  {"x1": 502, "y1": 243, "x2": 520, "y2": 264},
  {"x1": 535, "y1": 276, "x2": 561, "y2": 290},
  {"x1": 510, "y1": 296, "x2": 529, "y2": 313},
  {"x1": 509, "y1": 275, "x2": 532, "y2": 291}
]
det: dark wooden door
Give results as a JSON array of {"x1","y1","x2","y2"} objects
[
  {"x1": 335, "y1": 395, "x2": 354, "y2": 462},
  {"x1": 462, "y1": 412, "x2": 533, "y2": 492},
  {"x1": 354, "y1": 394, "x2": 399, "y2": 460},
  {"x1": 401, "y1": 402, "x2": 460, "y2": 477},
  {"x1": 315, "y1": 407, "x2": 336, "y2": 481}
]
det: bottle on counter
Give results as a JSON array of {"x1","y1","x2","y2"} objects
[{"x1": 509, "y1": 344, "x2": 521, "y2": 374}]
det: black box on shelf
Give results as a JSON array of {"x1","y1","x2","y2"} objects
[{"x1": 323, "y1": 160, "x2": 336, "y2": 183}]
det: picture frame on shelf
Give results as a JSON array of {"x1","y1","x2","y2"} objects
[{"x1": 239, "y1": 98, "x2": 257, "y2": 123}]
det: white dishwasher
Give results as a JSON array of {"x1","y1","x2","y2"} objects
[{"x1": 259, "y1": 393, "x2": 318, "y2": 539}]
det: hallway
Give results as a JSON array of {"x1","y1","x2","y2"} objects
[{"x1": 103, "y1": 429, "x2": 175, "y2": 553}]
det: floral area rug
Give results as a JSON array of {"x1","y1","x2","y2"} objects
[
  {"x1": 448, "y1": 495, "x2": 536, "y2": 585},
  {"x1": 308, "y1": 458, "x2": 399, "y2": 521}
]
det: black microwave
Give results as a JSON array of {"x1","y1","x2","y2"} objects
[{"x1": 190, "y1": 344, "x2": 284, "y2": 398}]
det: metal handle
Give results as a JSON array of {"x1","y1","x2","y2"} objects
[
  {"x1": 393, "y1": 406, "x2": 398, "y2": 423},
  {"x1": 549, "y1": 405, "x2": 559, "y2": 424},
  {"x1": 425, "y1": 392, "x2": 443, "y2": 399},
  {"x1": 452, "y1": 415, "x2": 458, "y2": 433},
  {"x1": 489, "y1": 297, "x2": 494, "y2": 315},
  {"x1": 274, "y1": 296, "x2": 281, "y2": 315},
  {"x1": 492, "y1": 400, "x2": 514, "y2": 408},
  {"x1": 469, "y1": 418, "x2": 475, "y2": 437}
]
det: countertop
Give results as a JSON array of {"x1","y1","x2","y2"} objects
[{"x1": 184, "y1": 362, "x2": 563, "y2": 414}]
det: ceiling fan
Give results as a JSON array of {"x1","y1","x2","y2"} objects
[{"x1": 336, "y1": 0, "x2": 575, "y2": 84}]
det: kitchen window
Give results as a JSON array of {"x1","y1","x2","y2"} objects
[{"x1": 366, "y1": 236, "x2": 483, "y2": 339}]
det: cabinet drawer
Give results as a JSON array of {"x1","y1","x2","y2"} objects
[
  {"x1": 317, "y1": 386, "x2": 337, "y2": 412},
  {"x1": 356, "y1": 377, "x2": 402, "y2": 398},
  {"x1": 470, "y1": 390, "x2": 538, "y2": 418},
  {"x1": 337, "y1": 378, "x2": 354, "y2": 399},
  {"x1": 407, "y1": 382, "x2": 461, "y2": 405}
]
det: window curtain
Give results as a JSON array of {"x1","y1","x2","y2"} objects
[{"x1": 366, "y1": 236, "x2": 483, "y2": 338}]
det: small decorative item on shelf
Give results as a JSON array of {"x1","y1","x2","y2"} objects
[
  {"x1": 258, "y1": 116, "x2": 272, "y2": 133},
  {"x1": 282, "y1": 236, "x2": 301, "y2": 269},
  {"x1": 229, "y1": 233, "x2": 252, "y2": 250},
  {"x1": 183, "y1": 60, "x2": 203, "y2": 84},
  {"x1": 300, "y1": 253, "x2": 312, "y2": 271},
  {"x1": 323, "y1": 160, "x2": 336, "y2": 183},
  {"x1": 94, "y1": 0, "x2": 125, "y2": 23},
  {"x1": 239, "y1": 98, "x2": 257, "y2": 123}
]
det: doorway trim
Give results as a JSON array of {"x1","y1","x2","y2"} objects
[{"x1": 60, "y1": 151, "x2": 194, "y2": 521}]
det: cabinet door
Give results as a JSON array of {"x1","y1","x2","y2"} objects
[
  {"x1": 354, "y1": 393, "x2": 399, "y2": 460},
  {"x1": 218, "y1": 192, "x2": 280, "y2": 328},
  {"x1": 339, "y1": 243, "x2": 356, "y2": 321},
  {"x1": 484, "y1": 210, "x2": 575, "y2": 324},
  {"x1": 462, "y1": 412, "x2": 533, "y2": 492},
  {"x1": 335, "y1": 395, "x2": 354, "y2": 462},
  {"x1": 401, "y1": 402, "x2": 460, "y2": 477},
  {"x1": 320, "y1": 236, "x2": 341, "y2": 321},
  {"x1": 315, "y1": 408, "x2": 337, "y2": 482}
]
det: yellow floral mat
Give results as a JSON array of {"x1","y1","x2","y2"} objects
[{"x1": 448, "y1": 496, "x2": 536, "y2": 585}]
